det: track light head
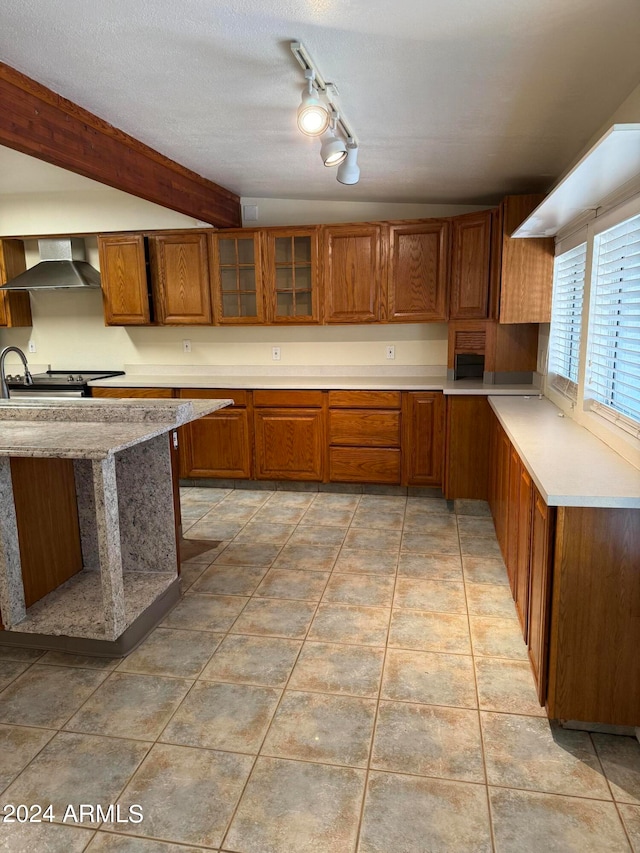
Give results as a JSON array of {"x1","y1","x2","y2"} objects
[
  {"x1": 320, "y1": 129, "x2": 347, "y2": 167},
  {"x1": 337, "y1": 143, "x2": 360, "y2": 184},
  {"x1": 296, "y1": 69, "x2": 330, "y2": 136}
]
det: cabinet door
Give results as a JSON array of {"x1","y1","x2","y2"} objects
[
  {"x1": 178, "y1": 389, "x2": 251, "y2": 479},
  {"x1": 449, "y1": 211, "x2": 492, "y2": 319},
  {"x1": 493, "y1": 425, "x2": 511, "y2": 561},
  {"x1": 98, "y1": 234, "x2": 151, "y2": 325},
  {"x1": 210, "y1": 230, "x2": 264, "y2": 324},
  {"x1": 528, "y1": 486, "x2": 554, "y2": 705},
  {"x1": 505, "y1": 446, "x2": 521, "y2": 597},
  {"x1": 0, "y1": 240, "x2": 32, "y2": 327},
  {"x1": 254, "y1": 408, "x2": 325, "y2": 480},
  {"x1": 516, "y1": 465, "x2": 533, "y2": 640},
  {"x1": 149, "y1": 232, "x2": 212, "y2": 325},
  {"x1": 323, "y1": 224, "x2": 381, "y2": 323},
  {"x1": 387, "y1": 221, "x2": 449, "y2": 322},
  {"x1": 263, "y1": 228, "x2": 320, "y2": 323},
  {"x1": 402, "y1": 392, "x2": 444, "y2": 486},
  {"x1": 443, "y1": 395, "x2": 491, "y2": 500}
]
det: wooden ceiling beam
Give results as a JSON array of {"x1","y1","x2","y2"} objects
[{"x1": 0, "y1": 62, "x2": 241, "y2": 228}]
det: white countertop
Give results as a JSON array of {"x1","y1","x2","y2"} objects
[
  {"x1": 0, "y1": 398, "x2": 231, "y2": 459},
  {"x1": 489, "y1": 396, "x2": 640, "y2": 509},
  {"x1": 87, "y1": 365, "x2": 540, "y2": 396}
]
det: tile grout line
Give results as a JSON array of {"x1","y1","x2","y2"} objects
[{"x1": 587, "y1": 730, "x2": 635, "y2": 849}]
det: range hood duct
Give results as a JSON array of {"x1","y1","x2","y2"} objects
[{"x1": 0, "y1": 238, "x2": 101, "y2": 290}]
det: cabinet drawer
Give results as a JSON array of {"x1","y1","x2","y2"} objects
[
  {"x1": 328, "y1": 390, "x2": 401, "y2": 409},
  {"x1": 329, "y1": 410, "x2": 401, "y2": 447},
  {"x1": 91, "y1": 387, "x2": 174, "y2": 398},
  {"x1": 253, "y1": 390, "x2": 324, "y2": 408},
  {"x1": 329, "y1": 447, "x2": 401, "y2": 484},
  {"x1": 178, "y1": 388, "x2": 249, "y2": 407}
]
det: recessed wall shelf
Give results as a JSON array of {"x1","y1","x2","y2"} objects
[{"x1": 513, "y1": 124, "x2": 640, "y2": 238}]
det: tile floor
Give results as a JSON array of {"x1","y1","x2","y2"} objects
[{"x1": 1, "y1": 487, "x2": 640, "y2": 851}]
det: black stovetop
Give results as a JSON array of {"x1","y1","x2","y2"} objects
[{"x1": 6, "y1": 369, "x2": 125, "y2": 391}]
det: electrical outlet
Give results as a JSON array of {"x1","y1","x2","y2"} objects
[
  {"x1": 386, "y1": 345, "x2": 395, "y2": 359},
  {"x1": 182, "y1": 339, "x2": 191, "y2": 353},
  {"x1": 272, "y1": 346, "x2": 281, "y2": 361},
  {"x1": 28, "y1": 340, "x2": 37, "y2": 353}
]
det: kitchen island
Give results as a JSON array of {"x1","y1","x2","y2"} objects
[{"x1": 0, "y1": 396, "x2": 231, "y2": 655}]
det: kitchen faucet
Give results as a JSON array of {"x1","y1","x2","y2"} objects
[{"x1": 0, "y1": 346, "x2": 33, "y2": 399}]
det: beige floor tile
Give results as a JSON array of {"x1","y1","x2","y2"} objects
[
  {"x1": 406, "y1": 496, "x2": 454, "y2": 515},
  {"x1": 475, "y1": 657, "x2": 545, "y2": 715},
  {"x1": 394, "y1": 577, "x2": 467, "y2": 613},
  {"x1": 457, "y1": 516, "x2": 497, "y2": 537},
  {"x1": 224, "y1": 756, "x2": 365, "y2": 853},
  {"x1": 388, "y1": 609, "x2": 471, "y2": 654},
  {"x1": 455, "y1": 499, "x2": 492, "y2": 517},
  {"x1": 359, "y1": 771, "x2": 492, "y2": 853},
  {"x1": 0, "y1": 823, "x2": 94, "y2": 852},
  {"x1": 180, "y1": 540, "x2": 227, "y2": 566},
  {"x1": 470, "y1": 615, "x2": 528, "y2": 660},
  {"x1": 262, "y1": 690, "x2": 376, "y2": 767},
  {"x1": 592, "y1": 733, "x2": 640, "y2": 804},
  {"x1": 64, "y1": 672, "x2": 192, "y2": 741},
  {"x1": 230, "y1": 598, "x2": 317, "y2": 639},
  {"x1": 38, "y1": 651, "x2": 122, "y2": 670},
  {"x1": 0, "y1": 646, "x2": 44, "y2": 663},
  {"x1": 372, "y1": 700, "x2": 485, "y2": 782},
  {"x1": 0, "y1": 660, "x2": 30, "y2": 691},
  {"x1": 114, "y1": 743, "x2": 252, "y2": 848},
  {"x1": 382, "y1": 649, "x2": 477, "y2": 708},
  {"x1": 343, "y1": 527, "x2": 402, "y2": 551},
  {"x1": 184, "y1": 519, "x2": 243, "y2": 540},
  {"x1": 397, "y1": 552, "x2": 463, "y2": 580},
  {"x1": 272, "y1": 544, "x2": 340, "y2": 572},
  {"x1": 620, "y1": 804, "x2": 640, "y2": 851},
  {"x1": 462, "y1": 554, "x2": 509, "y2": 585},
  {"x1": 489, "y1": 787, "x2": 630, "y2": 853},
  {"x1": 310, "y1": 492, "x2": 361, "y2": 510},
  {"x1": 200, "y1": 634, "x2": 302, "y2": 687},
  {"x1": 265, "y1": 491, "x2": 316, "y2": 508},
  {"x1": 4, "y1": 732, "x2": 149, "y2": 828},
  {"x1": 161, "y1": 593, "x2": 247, "y2": 632},
  {"x1": 301, "y1": 505, "x2": 358, "y2": 527},
  {"x1": 322, "y1": 573, "x2": 394, "y2": 607},
  {"x1": 255, "y1": 568, "x2": 330, "y2": 601},
  {"x1": 359, "y1": 494, "x2": 407, "y2": 511},
  {"x1": 465, "y1": 582, "x2": 518, "y2": 618},
  {"x1": 460, "y1": 535, "x2": 504, "y2": 559},
  {"x1": 0, "y1": 724, "x2": 56, "y2": 790},
  {"x1": 190, "y1": 563, "x2": 266, "y2": 596},
  {"x1": 0, "y1": 665, "x2": 107, "y2": 727},
  {"x1": 333, "y1": 548, "x2": 398, "y2": 575},
  {"x1": 161, "y1": 681, "x2": 280, "y2": 753},
  {"x1": 351, "y1": 507, "x2": 405, "y2": 530},
  {"x1": 218, "y1": 489, "x2": 272, "y2": 506},
  {"x1": 250, "y1": 502, "x2": 311, "y2": 524},
  {"x1": 177, "y1": 564, "x2": 207, "y2": 592},
  {"x1": 401, "y1": 531, "x2": 461, "y2": 556},
  {"x1": 117, "y1": 628, "x2": 222, "y2": 678},
  {"x1": 213, "y1": 542, "x2": 281, "y2": 566},
  {"x1": 308, "y1": 604, "x2": 390, "y2": 647},
  {"x1": 234, "y1": 521, "x2": 297, "y2": 545},
  {"x1": 86, "y1": 834, "x2": 206, "y2": 851},
  {"x1": 288, "y1": 525, "x2": 348, "y2": 547},
  {"x1": 181, "y1": 486, "x2": 230, "y2": 504},
  {"x1": 403, "y1": 513, "x2": 458, "y2": 534},
  {"x1": 289, "y1": 641, "x2": 384, "y2": 697},
  {"x1": 482, "y1": 712, "x2": 612, "y2": 798}
]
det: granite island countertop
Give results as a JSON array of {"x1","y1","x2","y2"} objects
[
  {"x1": 0, "y1": 397, "x2": 232, "y2": 459},
  {"x1": 489, "y1": 396, "x2": 640, "y2": 509}
]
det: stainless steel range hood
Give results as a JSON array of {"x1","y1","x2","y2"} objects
[{"x1": 0, "y1": 238, "x2": 101, "y2": 290}]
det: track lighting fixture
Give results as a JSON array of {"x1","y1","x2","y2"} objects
[
  {"x1": 291, "y1": 41, "x2": 361, "y2": 185},
  {"x1": 297, "y1": 69, "x2": 330, "y2": 137}
]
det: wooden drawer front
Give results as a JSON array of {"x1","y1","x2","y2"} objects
[
  {"x1": 91, "y1": 387, "x2": 174, "y2": 398},
  {"x1": 330, "y1": 447, "x2": 401, "y2": 484},
  {"x1": 178, "y1": 388, "x2": 248, "y2": 407},
  {"x1": 253, "y1": 390, "x2": 324, "y2": 408},
  {"x1": 329, "y1": 410, "x2": 400, "y2": 447},
  {"x1": 328, "y1": 390, "x2": 401, "y2": 409}
]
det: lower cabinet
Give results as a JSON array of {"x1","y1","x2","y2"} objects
[
  {"x1": 528, "y1": 486, "x2": 554, "y2": 705},
  {"x1": 178, "y1": 390, "x2": 252, "y2": 479},
  {"x1": 402, "y1": 392, "x2": 444, "y2": 486},
  {"x1": 253, "y1": 391, "x2": 325, "y2": 481},
  {"x1": 443, "y1": 395, "x2": 490, "y2": 499}
]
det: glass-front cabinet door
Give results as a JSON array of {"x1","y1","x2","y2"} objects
[
  {"x1": 210, "y1": 230, "x2": 264, "y2": 324},
  {"x1": 264, "y1": 227, "x2": 320, "y2": 323}
]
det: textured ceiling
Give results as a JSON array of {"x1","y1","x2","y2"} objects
[{"x1": 1, "y1": 0, "x2": 639, "y2": 204}]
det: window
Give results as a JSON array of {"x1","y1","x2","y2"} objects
[
  {"x1": 586, "y1": 212, "x2": 640, "y2": 429},
  {"x1": 548, "y1": 243, "x2": 586, "y2": 400}
]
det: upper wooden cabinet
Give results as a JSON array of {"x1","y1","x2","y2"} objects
[
  {"x1": 322, "y1": 224, "x2": 382, "y2": 323},
  {"x1": 98, "y1": 234, "x2": 152, "y2": 325},
  {"x1": 387, "y1": 221, "x2": 449, "y2": 322},
  {"x1": 494, "y1": 195, "x2": 555, "y2": 324},
  {"x1": 449, "y1": 211, "x2": 492, "y2": 320},
  {"x1": 209, "y1": 230, "x2": 264, "y2": 324},
  {"x1": 149, "y1": 232, "x2": 212, "y2": 325},
  {"x1": 0, "y1": 239, "x2": 32, "y2": 327},
  {"x1": 263, "y1": 227, "x2": 321, "y2": 324}
]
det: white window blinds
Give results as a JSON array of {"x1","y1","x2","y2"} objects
[
  {"x1": 548, "y1": 243, "x2": 586, "y2": 399},
  {"x1": 587, "y1": 212, "x2": 640, "y2": 426}
]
